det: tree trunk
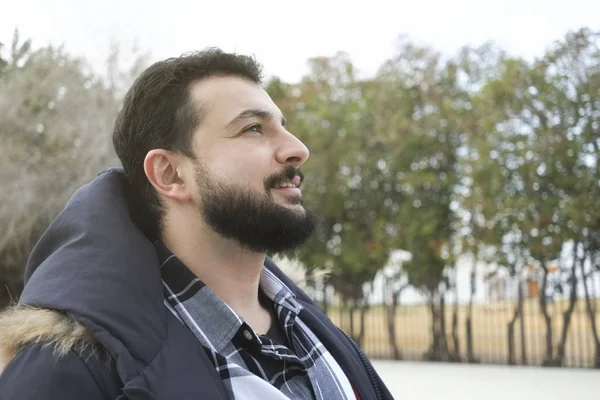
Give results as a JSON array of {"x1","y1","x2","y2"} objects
[
  {"x1": 507, "y1": 280, "x2": 524, "y2": 365},
  {"x1": 451, "y1": 304, "x2": 461, "y2": 362},
  {"x1": 450, "y1": 271, "x2": 461, "y2": 362},
  {"x1": 580, "y1": 251, "x2": 600, "y2": 368},
  {"x1": 439, "y1": 290, "x2": 450, "y2": 361},
  {"x1": 430, "y1": 295, "x2": 439, "y2": 354},
  {"x1": 357, "y1": 304, "x2": 368, "y2": 347},
  {"x1": 555, "y1": 245, "x2": 579, "y2": 366},
  {"x1": 466, "y1": 315, "x2": 474, "y2": 362},
  {"x1": 356, "y1": 284, "x2": 372, "y2": 347},
  {"x1": 426, "y1": 294, "x2": 442, "y2": 361},
  {"x1": 386, "y1": 282, "x2": 405, "y2": 360},
  {"x1": 386, "y1": 295, "x2": 401, "y2": 359},
  {"x1": 519, "y1": 294, "x2": 527, "y2": 365},
  {"x1": 349, "y1": 300, "x2": 359, "y2": 342},
  {"x1": 539, "y1": 262, "x2": 553, "y2": 365},
  {"x1": 466, "y1": 255, "x2": 478, "y2": 363}
]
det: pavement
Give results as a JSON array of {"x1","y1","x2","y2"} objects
[{"x1": 371, "y1": 360, "x2": 600, "y2": 400}]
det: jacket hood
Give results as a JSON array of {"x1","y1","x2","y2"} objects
[{"x1": 18, "y1": 168, "x2": 166, "y2": 381}]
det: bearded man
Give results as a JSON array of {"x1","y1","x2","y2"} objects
[{"x1": 0, "y1": 49, "x2": 393, "y2": 400}]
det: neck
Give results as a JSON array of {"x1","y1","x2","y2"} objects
[{"x1": 162, "y1": 210, "x2": 270, "y2": 331}]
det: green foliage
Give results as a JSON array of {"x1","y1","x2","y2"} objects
[
  {"x1": 462, "y1": 28, "x2": 600, "y2": 275},
  {"x1": 273, "y1": 53, "x2": 395, "y2": 301},
  {"x1": 267, "y1": 29, "x2": 600, "y2": 315},
  {"x1": 2, "y1": 27, "x2": 600, "y2": 334}
]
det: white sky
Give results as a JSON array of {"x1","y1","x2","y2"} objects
[{"x1": 1, "y1": 0, "x2": 599, "y2": 83}]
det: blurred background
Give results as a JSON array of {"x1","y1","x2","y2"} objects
[{"x1": 1, "y1": 1, "x2": 600, "y2": 395}]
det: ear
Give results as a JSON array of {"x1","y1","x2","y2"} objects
[{"x1": 143, "y1": 149, "x2": 192, "y2": 202}]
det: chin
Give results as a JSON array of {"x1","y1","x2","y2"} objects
[
  {"x1": 284, "y1": 198, "x2": 304, "y2": 207},
  {"x1": 280, "y1": 201, "x2": 305, "y2": 213},
  {"x1": 290, "y1": 203, "x2": 306, "y2": 212}
]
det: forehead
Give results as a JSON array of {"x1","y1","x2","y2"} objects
[{"x1": 189, "y1": 75, "x2": 281, "y2": 125}]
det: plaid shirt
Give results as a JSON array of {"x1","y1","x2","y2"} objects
[{"x1": 155, "y1": 241, "x2": 357, "y2": 400}]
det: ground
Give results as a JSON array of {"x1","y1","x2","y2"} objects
[{"x1": 372, "y1": 360, "x2": 600, "y2": 400}]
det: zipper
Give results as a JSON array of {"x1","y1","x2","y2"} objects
[{"x1": 338, "y1": 328, "x2": 384, "y2": 400}]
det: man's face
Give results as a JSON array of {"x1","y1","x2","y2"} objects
[{"x1": 186, "y1": 75, "x2": 317, "y2": 253}]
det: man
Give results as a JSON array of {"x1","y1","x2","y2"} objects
[{"x1": 0, "y1": 49, "x2": 393, "y2": 400}]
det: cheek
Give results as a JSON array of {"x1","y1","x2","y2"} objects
[
  {"x1": 223, "y1": 145, "x2": 273, "y2": 180},
  {"x1": 212, "y1": 158, "x2": 268, "y2": 189}
]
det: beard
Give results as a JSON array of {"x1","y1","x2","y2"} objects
[{"x1": 194, "y1": 162, "x2": 318, "y2": 254}]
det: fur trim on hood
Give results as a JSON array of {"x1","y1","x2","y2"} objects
[{"x1": 0, "y1": 305, "x2": 101, "y2": 374}]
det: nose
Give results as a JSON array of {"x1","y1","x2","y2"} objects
[{"x1": 275, "y1": 130, "x2": 310, "y2": 167}]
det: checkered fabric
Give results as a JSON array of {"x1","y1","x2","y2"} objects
[{"x1": 156, "y1": 241, "x2": 356, "y2": 400}]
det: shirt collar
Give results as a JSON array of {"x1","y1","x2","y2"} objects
[{"x1": 155, "y1": 241, "x2": 302, "y2": 351}]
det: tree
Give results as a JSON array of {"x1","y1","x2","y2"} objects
[
  {"x1": 368, "y1": 37, "x2": 467, "y2": 361},
  {"x1": 381, "y1": 250, "x2": 411, "y2": 360},
  {"x1": 542, "y1": 28, "x2": 600, "y2": 367},
  {"x1": 0, "y1": 32, "x2": 148, "y2": 307},
  {"x1": 268, "y1": 53, "x2": 397, "y2": 345},
  {"x1": 470, "y1": 55, "x2": 537, "y2": 365},
  {"x1": 454, "y1": 41, "x2": 507, "y2": 364}
]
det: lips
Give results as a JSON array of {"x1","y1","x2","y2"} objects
[
  {"x1": 277, "y1": 182, "x2": 298, "y2": 188},
  {"x1": 265, "y1": 166, "x2": 304, "y2": 192},
  {"x1": 273, "y1": 184, "x2": 302, "y2": 200},
  {"x1": 272, "y1": 175, "x2": 302, "y2": 189}
]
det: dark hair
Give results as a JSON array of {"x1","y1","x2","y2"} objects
[{"x1": 112, "y1": 48, "x2": 263, "y2": 235}]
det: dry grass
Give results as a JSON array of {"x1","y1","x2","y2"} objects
[{"x1": 326, "y1": 298, "x2": 600, "y2": 368}]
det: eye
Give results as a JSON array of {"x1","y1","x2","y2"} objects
[{"x1": 243, "y1": 124, "x2": 262, "y2": 134}]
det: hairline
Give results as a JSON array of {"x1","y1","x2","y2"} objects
[{"x1": 184, "y1": 74, "x2": 268, "y2": 148}]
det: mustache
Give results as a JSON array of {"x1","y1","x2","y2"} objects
[{"x1": 264, "y1": 166, "x2": 304, "y2": 190}]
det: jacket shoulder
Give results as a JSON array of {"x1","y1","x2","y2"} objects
[
  {"x1": 0, "y1": 305, "x2": 121, "y2": 399},
  {"x1": 0, "y1": 342, "x2": 107, "y2": 399},
  {"x1": 0, "y1": 304, "x2": 96, "y2": 372}
]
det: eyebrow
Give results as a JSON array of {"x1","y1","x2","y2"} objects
[{"x1": 226, "y1": 108, "x2": 287, "y2": 127}]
